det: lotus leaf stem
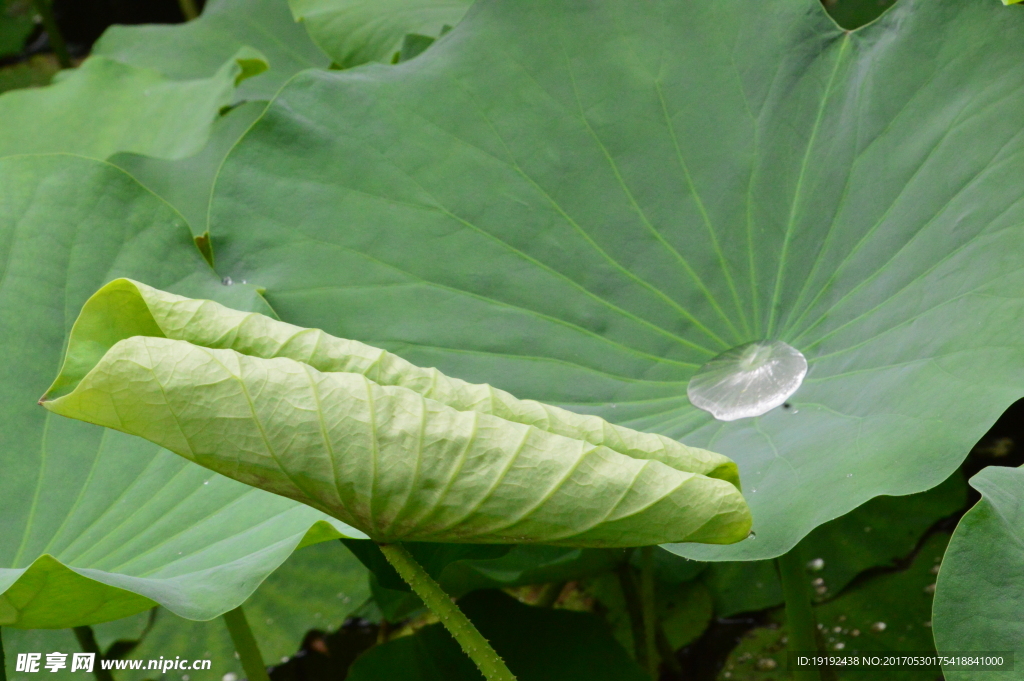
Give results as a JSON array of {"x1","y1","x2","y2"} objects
[
  {"x1": 377, "y1": 542, "x2": 517, "y2": 681},
  {"x1": 639, "y1": 546, "x2": 660, "y2": 678},
  {"x1": 177, "y1": 0, "x2": 199, "y2": 20},
  {"x1": 1, "y1": 627, "x2": 7, "y2": 681},
  {"x1": 29, "y1": 0, "x2": 71, "y2": 68},
  {"x1": 615, "y1": 558, "x2": 649, "y2": 671},
  {"x1": 222, "y1": 607, "x2": 270, "y2": 681},
  {"x1": 72, "y1": 627, "x2": 114, "y2": 681},
  {"x1": 777, "y1": 547, "x2": 822, "y2": 681}
]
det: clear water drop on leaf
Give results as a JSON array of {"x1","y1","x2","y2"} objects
[{"x1": 686, "y1": 341, "x2": 808, "y2": 421}]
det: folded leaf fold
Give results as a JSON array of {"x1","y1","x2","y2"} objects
[{"x1": 41, "y1": 279, "x2": 751, "y2": 547}]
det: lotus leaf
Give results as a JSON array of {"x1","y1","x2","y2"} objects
[
  {"x1": 41, "y1": 278, "x2": 750, "y2": 547},
  {"x1": 932, "y1": 465, "x2": 1024, "y2": 681},
  {"x1": 0, "y1": 51, "x2": 266, "y2": 160},
  {"x1": 288, "y1": 0, "x2": 470, "y2": 68},
  {"x1": 0, "y1": 155, "x2": 360, "y2": 629},
  {"x1": 92, "y1": 0, "x2": 329, "y2": 100},
  {"x1": 208, "y1": 0, "x2": 1024, "y2": 560}
]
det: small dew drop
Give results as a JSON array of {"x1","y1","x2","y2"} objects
[
  {"x1": 222, "y1": 674, "x2": 238, "y2": 681},
  {"x1": 812, "y1": 578, "x2": 825, "y2": 587},
  {"x1": 870, "y1": 622, "x2": 886, "y2": 633},
  {"x1": 832, "y1": 626, "x2": 842, "y2": 634},
  {"x1": 222, "y1": 276, "x2": 233, "y2": 286},
  {"x1": 924, "y1": 583, "x2": 936, "y2": 594},
  {"x1": 807, "y1": 557, "x2": 825, "y2": 571},
  {"x1": 851, "y1": 629, "x2": 860, "y2": 637},
  {"x1": 280, "y1": 657, "x2": 288, "y2": 664},
  {"x1": 687, "y1": 341, "x2": 808, "y2": 421},
  {"x1": 930, "y1": 565, "x2": 940, "y2": 575},
  {"x1": 924, "y1": 621, "x2": 932, "y2": 628},
  {"x1": 182, "y1": 675, "x2": 189, "y2": 681},
  {"x1": 755, "y1": 659, "x2": 777, "y2": 671},
  {"x1": 833, "y1": 642, "x2": 845, "y2": 651},
  {"x1": 846, "y1": 473, "x2": 853, "y2": 478},
  {"x1": 203, "y1": 481, "x2": 209, "y2": 485}
]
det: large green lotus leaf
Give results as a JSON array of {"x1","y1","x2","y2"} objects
[
  {"x1": 208, "y1": 0, "x2": 1024, "y2": 561},
  {"x1": 110, "y1": 101, "x2": 268, "y2": 238},
  {"x1": 93, "y1": 0, "x2": 329, "y2": 101},
  {"x1": 0, "y1": 154, "x2": 362, "y2": 629},
  {"x1": 0, "y1": 51, "x2": 266, "y2": 160},
  {"x1": 288, "y1": 0, "x2": 470, "y2": 68},
  {"x1": 932, "y1": 465, "x2": 1024, "y2": 681},
  {"x1": 347, "y1": 590, "x2": 647, "y2": 681},
  {"x1": 3, "y1": 541, "x2": 368, "y2": 681},
  {"x1": 41, "y1": 280, "x2": 751, "y2": 547},
  {"x1": 119, "y1": 540, "x2": 369, "y2": 681}
]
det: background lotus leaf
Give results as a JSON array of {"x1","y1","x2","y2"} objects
[
  {"x1": 208, "y1": 0, "x2": 1024, "y2": 561},
  {"x1": 92, "y1": 0, "x2": 329, "y2": 100},
  {"x1": 287, "y1": 0, "x2": 470, "y2": 68},
  {"x1": 0, "y1": 154, "x2": 361, "y2": 629},
  {"x1": 932, "y1": 465, "x2": 1024, "y2": 681},
  {"x1": 0, "y1": 51, "x2": 265, "y2": 160}
]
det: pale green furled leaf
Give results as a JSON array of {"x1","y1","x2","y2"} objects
[
  {"x1": 110, "y1": 101, "x2": 268, "y2": 238},
  {"x1": 0, "y1": 50, "x2": 266, "y2": 160},
  {"x1": 209, "y1": 0, "x2": 1024, "y2": 561},
  {"x1": 41, "y1": 279, "x2": 751, "y2": 547},
  {"x1": 347, "y1": 590, "x2": 647, "y2": 681},
  {"x1": 93, "y1": 0, "x2": 329, "y2": 100},
  {"x1": 933, "y1": 465, "x2": 1024, "y2": 681},
  {"x1": 288, "y1": 0, "x2": 470, "y2": 68},
  {"x1": 0, "y1": 154, "x2": 361, "y2": 630}
]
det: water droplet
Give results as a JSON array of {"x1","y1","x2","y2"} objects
[
  {"x1": 833, "y1": 642, "x2": 845, "y2": 650},
  {"x1": 687, "y1": 341, "x2": 807, "y2": 421},
  {"x1": 850, "y1": 629, "x2": 860, "y2": 637},
  {"x1": 280, "y1": 657, "x2": 288, "y2": 663},
  {"x1": 846, "y1": 473, "x2": 853, "y2": 478},
  {"x1": 755, "y1": 658, "x2": 777, "y2": 671},
  {"x1": 924, "y1": 621, "x2": 932, "y2": 628},
  {"x1": 870, "y1": 622, "x2": 886, "y2": 633},
  {"x1": 924, "y1": 583, "x2": 936, "y2": 594},
  {"x1": 222, "y1": 673, "x2": 238, "y2": 681},
  {"x1": 930, "y1": 565, "x2": 940, "y2": 575},
  {"x1": 832, "y1": 626, "x2": 842, "y2": 634},
  {"x1": 222, "y1": 276, "x2": 233, "y2": 286},
  {"x1": 807, "y1": 557, "x2": 825, "y2": 571},
  {"x1": 203, "y1": 481, "x2": 209, "y2": 485},
  {"x1": 812, "y1": 578, "x2": 825, "y2": 587}
]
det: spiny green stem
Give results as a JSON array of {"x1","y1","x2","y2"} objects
[
  {"x1": 222, "y1": 607, "x2": 270, "y2": 681},
  {"x1": 176, "y1": 0, "x2": 199, "y2": 20},
  {"x1": 30, "y1": 0, "x2": 71, "y2": 68},
  {"x1": 73, "y1": 627, "x2": 115, "y2": 681},
  {"x1": 777, "y1": 547, "x2": 822, "y2": 681},
  {"x1": 615, "y1": 560, "x2": 649, "y2": 671},
  {"x1": 1, "y1": 627, "x2": 8, "y2": 681},
  {"x1": 377, "y1": 542, "x2": 516, "y2": 681},
  {"x1": 639, "y1": 546, "x2": 660, "y2": 679}
]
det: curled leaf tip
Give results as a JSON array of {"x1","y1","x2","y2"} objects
[{"x1": 43, "y1": 279, "x2": 751, "y2": 547}]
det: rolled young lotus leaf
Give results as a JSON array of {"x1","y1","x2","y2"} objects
[{"x1": 40, "y1": 279, "x2": 751, "y2": 547}]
